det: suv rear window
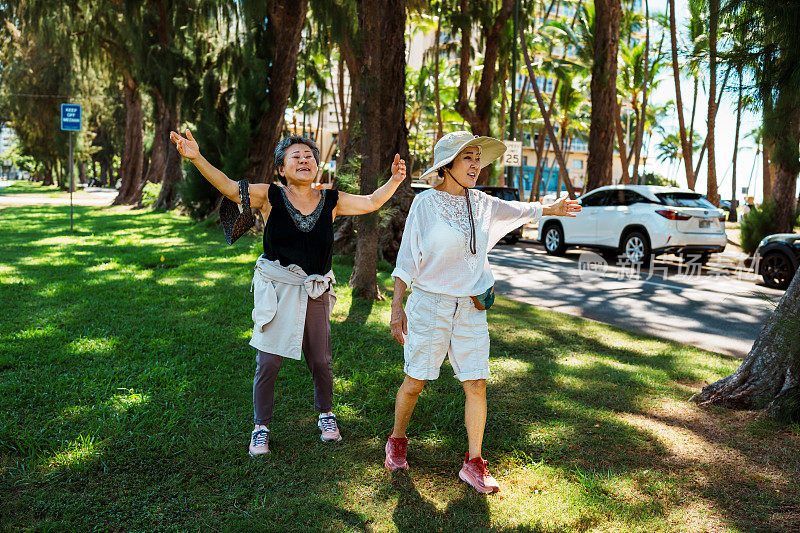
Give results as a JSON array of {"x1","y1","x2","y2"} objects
[{"x1": 656, "y1": 192, "x2": 716, "y2": 209}]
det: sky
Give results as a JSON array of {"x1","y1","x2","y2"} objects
[{"x1": 645, "y1": 0, "x2": 765, "y2": 202}]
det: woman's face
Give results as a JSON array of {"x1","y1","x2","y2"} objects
[
  {"x1": 448, "y1": 147, "x2": 481, "y2": 187},
  {"x1": 279, "y1": 143, "x2": 318, "y2": 185}
]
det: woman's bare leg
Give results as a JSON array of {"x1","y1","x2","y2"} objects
[
  {"x1": 390, "y1": 375, "x2": 425, "y2": 438},
  {"x1": 462, "y1": 379, "x2": 487, "y2": 459}
]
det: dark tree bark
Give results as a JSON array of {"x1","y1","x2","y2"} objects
[
  {"x1": 113, "y1": 70, "x2": 144, "y2": 206},
  {"x1": 691, "y1": 270, "x2": 800, "y2": 422},
  {"x1": 350, "y1": 0, "x2": 411, "y2": 301},
  {"x1": 244, "y1": 0, "x2": 309, "y2": 184},
  {"x1": 706, "y1": 0, "x2": 720, "y2": 206},
  {"x1": 631, "y1": 0, "x2": 653, "y2": 182},
  {"x1": 769, "y1": 101, "x2": 800, "y2": 233},
  {"x1": 153, "y1": 103, "x2": 182, "y2": 210},
  {"x1": 614, "y1": 101, "x2": 631, "y2": 184},
  {"x1": 144, "y1": 90, "x2": 170, "y2": 185},
  {"x1": 585, "y1": 0, "x2": 622, "y2": 192},
  {"x1": 454, "y1": 0, "x2": 514, "y2": 186},
  {"x1": 668, "y1": 0, "x2": 696, "y2": 190}
]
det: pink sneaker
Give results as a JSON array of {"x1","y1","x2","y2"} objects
[
  {"x1": 248, "y1": 427, "x2": 270, "y2": 456},
  {"x1": 458, "y1": 452, "x2": 501, "y2": 494},
  {"x1": 384, "y1": 436, "x2": 409, "y2": 471},
  {"x1": 318, "y1": 414, "x2": 342, "y2": 442}
]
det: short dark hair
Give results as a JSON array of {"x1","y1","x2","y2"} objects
[
  {"x1": 274, "y1": 136, "x2": 320, "y2": 170},
  {"x1": 436, "y1": 161, "x2": 454, "y2": 178}
]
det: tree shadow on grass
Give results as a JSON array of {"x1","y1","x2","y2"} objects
[{"x1": 2, "y1": 205, "x2": 799, "y2": 532}]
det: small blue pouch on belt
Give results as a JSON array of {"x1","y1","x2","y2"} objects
[{"x1": 471, "y1": 286, "x2": 495, "y2": 311}]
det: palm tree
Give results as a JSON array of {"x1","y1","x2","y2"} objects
[{"x1": 585, "y1": 0, "x2": 622, "y2": 192}]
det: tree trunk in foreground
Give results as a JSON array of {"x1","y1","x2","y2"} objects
[
  {"x1": 350, "y1": 0, "x2": 410, "y2": 301},
  {"x1": 113, "y1": 71, "x2": 144, "y2": 206},
  {"x1": 691, "y1": 270, "x2": 800, "y2": 422},
  {"x1": 585, "y1": 0, "x2": 622, "y2": 193}
]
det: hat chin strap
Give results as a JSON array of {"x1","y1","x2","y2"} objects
[
  {"x1": 444, "y1": 168, "x2": 471, "y2": 191},
  {"x1": 443, "y1": 168, "x2": 477, "y2": 255}
]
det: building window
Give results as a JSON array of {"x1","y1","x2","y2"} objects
[{"x1": 572, "y1": 159, "x2": 584, "y2": 169}]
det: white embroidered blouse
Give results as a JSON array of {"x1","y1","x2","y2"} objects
[{"x1": 392, "y1": 188, "x2": 543, "y2": 297}]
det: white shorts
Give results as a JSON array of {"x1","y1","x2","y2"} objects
[{"x1": 403, "y1": 287, "x2": 490, "y2": 382}]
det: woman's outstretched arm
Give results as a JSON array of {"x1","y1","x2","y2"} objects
[
  {"x1": 170, "y1": 129, "x2": 269, "y2": 210},
  {"x1": 334, "y1": 154, "x2": 407, "y2": 216}
]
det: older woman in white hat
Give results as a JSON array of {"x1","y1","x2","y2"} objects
[{"x1": 383, "y1": 131, "x2": 580, "y2": 494}]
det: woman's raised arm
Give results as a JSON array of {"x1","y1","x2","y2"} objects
[
  {"x1": 334, "y1": 154, "x2": 406, "y2": 216},
  {"x1": 170, "y1": 129, "x2": 269, "y2": 210}
]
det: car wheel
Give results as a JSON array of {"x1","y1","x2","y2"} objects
[
  {"x1": 504, "y1": 234, "x2": 520, "y2": 245},
  {"x1": 620, "y1": 231, "x2": 651, "y2": 266},
  {"x1": 543, "y1": 224, "x2": 566, "y2": 255},
  {"x1": 760, "y1": 251, "x2": 794, "y2": 289}
]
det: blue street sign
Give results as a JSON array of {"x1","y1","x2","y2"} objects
[{"x1": 61, "y1": 104, "x2": 81, "y2": 131}]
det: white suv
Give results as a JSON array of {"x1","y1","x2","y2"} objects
[{"x1": 538, "y1": 185, "x2": 727, "y2": 264}]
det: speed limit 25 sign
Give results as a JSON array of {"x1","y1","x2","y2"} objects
[{"x1": 502, "y1": 140, "x2": 522, "y2": 167}]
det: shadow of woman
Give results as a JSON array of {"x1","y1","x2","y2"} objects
[{"x1": 389, "y1": 470, "x2": 491, "y2": 532}]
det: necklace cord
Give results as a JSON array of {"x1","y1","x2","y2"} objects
[{"x1": 445, "y1": 169, "x2": 477, "y2": 255}]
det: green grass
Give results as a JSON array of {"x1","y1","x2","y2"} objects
[{"x1": 1, "y1": 200, "x2": 799, "y2": 532}]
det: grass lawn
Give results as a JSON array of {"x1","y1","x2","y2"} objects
[{"x1": 1, "y1": 197, "x2": 799, "y2": 532}]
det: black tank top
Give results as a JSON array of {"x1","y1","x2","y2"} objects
[{"x1": 263, "y1": 185, "x2": 339, "y2": 275}]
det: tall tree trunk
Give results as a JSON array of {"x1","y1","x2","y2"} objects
[
  {"x1": 631, "y1": 0, "x2": 653, "y2": 182},
  {"x1": 615, "y1": 102, "x2": 631, "y2": 184},
  {"x1": 244, "y1": 0, "x2": 309, "y2": 184},
  {"x1": 769, "y1": 102, "x2": 800, "y2": 233},
  {"x1": 668, "y1": 0, "x2": 695, "y2": 189},
  {"x1": 730, "y1": 68, "x2": 742, "y2": 222},
  {"x1": 585, "y1": 0, "x2": 622, "y2": 193},
  {"x1": 454, "y1": 0, "x2": 515, "y2": 186},
  {"x1": 691, "y1": 269, "x2": 800, "y2": 422},
  {"x1": 705, "y1": 0, "x2": 720, "y2": 206},
  {"x1": 144, "y1": 90, "x2": 169, "y2": 185},
  {"x1": 153, "y1": 103, "x2": 182, "y2": 210},
  {"x1": 763, "y1": 140, "x2": 773, "y2": 200},
  {"x1": 350, "y1": 0, "x2": 410, "y2": 300},
  {"x1": 528, "y1": 80, "x2": 562, "y2": 201},
  {"x1": 113, "y1": 71, "x2": 144, "y2": 206},
  {"x1": 688, "y1": 78, "x2": 698, "y2": 146},
  {"x1": 693, "y1": 68, "x2": 731, "y2": 178}
]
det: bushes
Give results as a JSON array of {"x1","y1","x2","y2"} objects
[{"x1": 740, "y1": 201, "x2": 780, "y2": 255}]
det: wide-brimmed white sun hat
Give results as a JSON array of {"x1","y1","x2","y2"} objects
[{"x1": 420, "y1": 130, "x2": 507, "y2": 183}]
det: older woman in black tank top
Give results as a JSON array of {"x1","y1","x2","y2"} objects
[{"x1": 171, "y1": 129, "x2": 406, "y2": 456}]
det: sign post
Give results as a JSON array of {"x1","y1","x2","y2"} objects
[{"x1": 60, "y1": 104, "x2": 81, "y2": 231}]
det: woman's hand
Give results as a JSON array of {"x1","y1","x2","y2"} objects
[
  {"x1": 544, "y1": 196, "x2": 582, "y2": 217},
  {"x1": 390, "y1": 301, "x2": 408, "y2": 346},
  {"x1": 390, "y1": 154, "x2": 406, "y2": 182},
  {"x1": 170, "y1": 129, "x2": 201, "y2": 161}
]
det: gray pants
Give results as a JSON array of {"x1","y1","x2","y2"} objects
[{"x1": 253, "y1": 292, "x2": 333, "y2": 425}]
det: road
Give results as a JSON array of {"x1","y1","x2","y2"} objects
[
  {"x1": 489, "y1": 242, "x2": 783, "y2": 359},
  {"x1": 0, "y1": 181, "x2": 118, "y2": 206}
]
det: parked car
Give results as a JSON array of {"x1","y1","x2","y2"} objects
[
  {"x1": 537, "y1": 185, "x2": 727, "y2": 265},
  {"x1": 410, "y1": 183, "x2": 523, "y2": 244},
  {"x1": 754, "y1": 233, "x2": 800, "y2": 289},
  {"x1": 474, "y1": 186, "x2": 523, "y2": 244}
]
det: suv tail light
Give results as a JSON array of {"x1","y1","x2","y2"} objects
[
  {"x1": 656, "y1": 209, "x2": 691, "y2": 221},
  {"x1": 718, "y1": 216, "x2": 726, "y2": 222}
]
